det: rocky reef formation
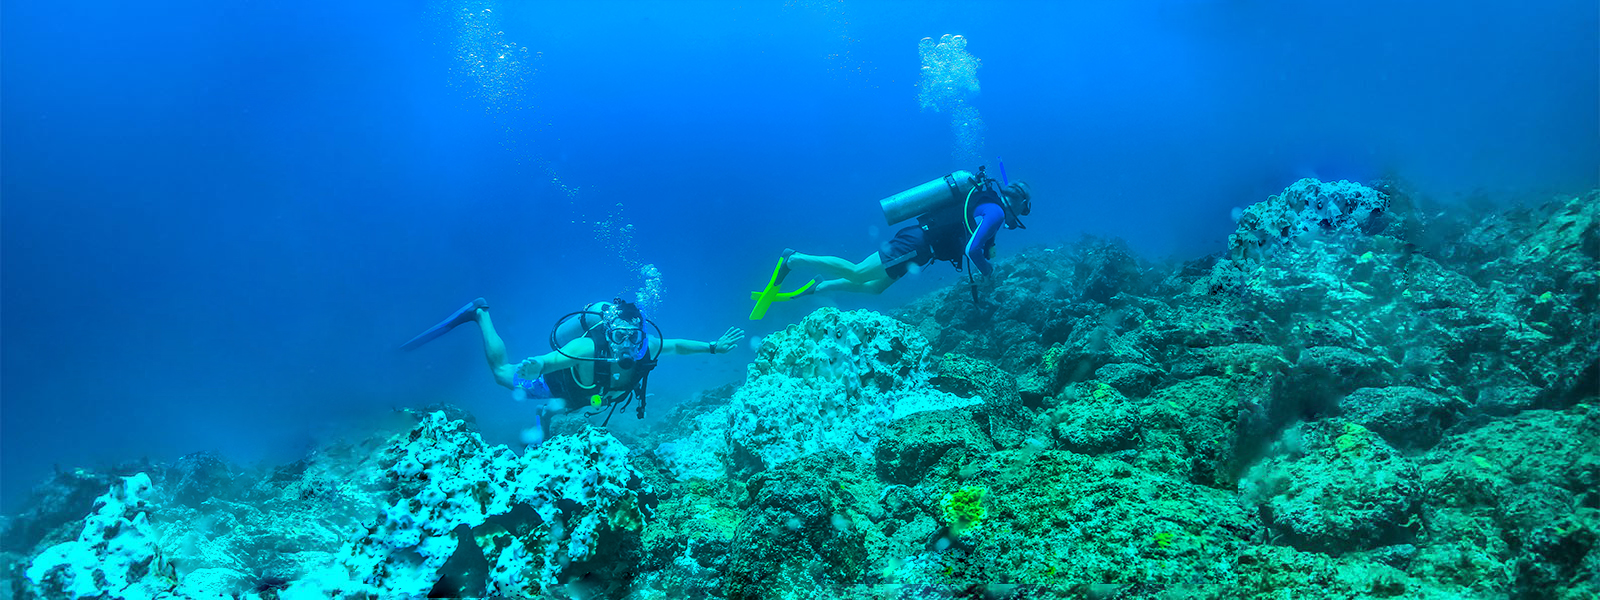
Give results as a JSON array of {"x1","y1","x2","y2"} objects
[
  {"x1": 4, "y1": 180, "x2": 1596, "y2": 599},
  {"x1": 655, "y1": 308, "x2": 981, "y2": 483},
  {"x1": 7, "y1": 410, "x2": 657, "y2": 599}
]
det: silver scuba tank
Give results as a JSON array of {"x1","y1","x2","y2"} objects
[
  {"x1": 879, "y1": 170, "x2": 978, "y2": 225},
  {"x1": 552, "y1": 301, "x2": 613, "y2": 349}
]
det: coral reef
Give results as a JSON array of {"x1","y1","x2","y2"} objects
[
  {"x1": 290, "y1": 411, "x2": 657, "y2": 598},
  {"x1": 9, "y1": 409, "x2": 656, "y2": 599},
  {"x1": 6, "y1": 180, "x2": 1597, "y2": 599},
  {"x1": 1412, "y1": 406, "x2": 1600, "y2": 596},
  {"x1": 24, "y1": 473, "x2": 176, "y2": 599},
  {"x1": 1226, "y1": 177, "x2": 1393, "y2": 263},
  {"x1": 1241, "y1": 420, "x2": 1422, "y2": 554},
  {"x1": 655, "y1": 308, "x2": 980, "y2": 482}
]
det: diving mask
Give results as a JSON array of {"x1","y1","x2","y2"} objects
[{"x1": 607, "y1": 325, "x2": 644, "y2": 346}]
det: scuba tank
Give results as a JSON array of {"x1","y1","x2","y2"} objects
[
  {"x1": 879, "y1": 170, "x2": 980, "y2": 225},
  {"x1": 881, "y1": 165, "x2": 1026, "y2": 233},
  {"x1": 551, "y1": 301, "x2": 614, "y2": 353}
]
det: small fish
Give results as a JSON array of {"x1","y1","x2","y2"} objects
[{"x1": 1556, "y1": 220, "x2": 1576, "y2": 234}]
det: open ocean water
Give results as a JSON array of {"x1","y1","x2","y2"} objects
[{"x1": 2, "y1": 1, "x2": 1596, "y2": 598}]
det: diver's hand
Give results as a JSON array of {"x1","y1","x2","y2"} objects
[
  {"x1": 515, "y1": 356, "x2": 545, "y2": 382},
  {"x1": 711, "y1": 327, "x2": 745, "y2": 354}
]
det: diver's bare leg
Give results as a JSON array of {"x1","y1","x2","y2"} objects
[
  {"x1": 790, "y1": 252, "x2": 890, "y2": 284},
  {"x1": 817, "y1": 276, "x2": 895, "y2": 295},
  {"x1": 475, "y1": 309, "x2": 517, "y2": 389}
]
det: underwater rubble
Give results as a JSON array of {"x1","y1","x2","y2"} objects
[{"x1": 4, "y1": 179, "x2": 1597, "y2": 599}]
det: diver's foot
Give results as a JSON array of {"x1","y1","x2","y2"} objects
[
  {"x1": 520, "y1": 413, "x2": 547, "y2": 447},
  {"x1": 796, "y1": 276, "x2": 822, "y2": 297},
  {"x1": 399, "y1": 297, "x2": 490, "y2": 351},
  {"x1": 776, "y1": 248, "x2": 798, "y2": 285},
  {"x1": 459, "y1": 297, "x2": 490, "y2": 323},
  {"x1": 439, "y1": 297, "x2": 489, "y2": 330},
  {"x1": 520, "y1": 425, "x2": 545, "y2": 447}
]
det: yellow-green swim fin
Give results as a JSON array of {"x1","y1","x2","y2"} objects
[
  {"x1": 749, "y1": 259, "x2": 815, "y2": 320},
  {"x1": 747, "y1": 279, "x2": 815, "y2": 302}
]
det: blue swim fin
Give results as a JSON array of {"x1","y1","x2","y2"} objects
[{"x1": 400, "y1": 297, "x2": 488, "y2": 351}]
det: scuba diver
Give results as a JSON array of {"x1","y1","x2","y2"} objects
[
  {"x1": 400, "y1": 297, "x2": 745, "y2": 445},
  {"x1": 750, "y1": 164, "x2": 1032, "y2": 319}
]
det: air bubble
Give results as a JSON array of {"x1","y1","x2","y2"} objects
[{"x1": 917, "y1": 34, "x2": 985, "y2": 164}]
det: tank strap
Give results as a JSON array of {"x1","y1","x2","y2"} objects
[
  {"x1": 584, "y1": 326, "x2": 614, "y2": 388},
  {"x1": 586, "y1": 357, "x2": 656, "y2": 424}
]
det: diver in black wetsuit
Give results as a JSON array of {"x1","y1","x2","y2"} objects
[{"x1": 401, "y1": 298, "x2": 744, "y2": 445}]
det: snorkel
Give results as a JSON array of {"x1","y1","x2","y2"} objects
[{"x1": 995, "y1": 157, "x2": 1029, "y2": 230}]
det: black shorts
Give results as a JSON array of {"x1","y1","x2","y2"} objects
[{"x1": 880, "y1": 225, "x2": 936, "y2": 280}]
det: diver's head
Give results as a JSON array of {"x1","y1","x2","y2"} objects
[
  {"x1": 605, "y1": 298, "x2": 647, "y2": 367},
  {"x1": 1002, "y1": 181, "x2": 1032, "y2": 228}
]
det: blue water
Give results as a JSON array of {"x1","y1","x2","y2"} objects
[{"x1": 2, "y1": 0, "x2": 1595, "y2": 512}]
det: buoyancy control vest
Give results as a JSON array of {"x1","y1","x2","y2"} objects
[
  {"x1": 919, "y1": 181, "x2": 1003, "y2": 269},
  {"x1": 548, "y1": 299, "x2": 661, "y2": 422}
]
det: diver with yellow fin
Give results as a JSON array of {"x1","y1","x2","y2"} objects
[
  {"x1": 401, "y1": 297, "x2": 745, "y2": 445},
  {"x1": 751, "y1": 163, "x2": 1032, "y2": 319}
]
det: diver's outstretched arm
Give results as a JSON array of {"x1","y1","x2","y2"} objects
[
  {"x1": 661, "y1": 327, "x2": 746, "y2": 355},
  {"x1": 963, "y1": 203, "x2": 1005, "y2": 277},
  {"x1": 519, "y1": 337, "x2": 593, "y2": 377},
  {"x1": 494, "y1": 337, "x2": 594, "y2": 390}
]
